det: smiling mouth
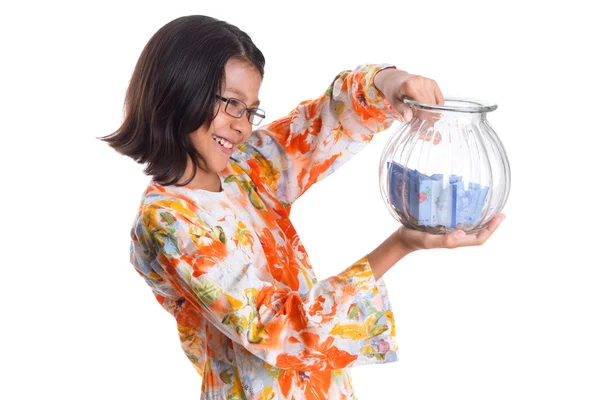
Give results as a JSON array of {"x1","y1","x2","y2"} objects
[{"x1": 212, "y1": 134, "x2": 234, "y2": 149}]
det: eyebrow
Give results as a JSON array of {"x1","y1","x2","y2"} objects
[{"x1": 225, "y1": 87, "x2": 260, "y2": 107}]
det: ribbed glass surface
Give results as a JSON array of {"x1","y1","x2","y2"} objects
[{"x1": 379, "y1": 98, "x2": 511, "y2": 234}]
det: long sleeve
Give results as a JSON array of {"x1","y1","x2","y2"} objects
[
  {"x1": 243, "y1": 63, "x2": 403, "y2": 207},
  {"x1": 132, "y1": 199, "x2": 398, "y2": 373}
]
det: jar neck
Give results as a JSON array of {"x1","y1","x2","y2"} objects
[{"x1": 416, "y1": 109, "x2": 486, "y2": 123}]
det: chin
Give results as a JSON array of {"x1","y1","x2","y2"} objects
[
  {"x1": 211, "y1": 161, "x2": 229, "y2": 174},
  {"x1": 203, "y1": 152, "x2": 230, "y2": 174}
]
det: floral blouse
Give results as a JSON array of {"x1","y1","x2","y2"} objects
[{"x1": 130, "y1": 64, "x2": 403, "y2": 399}]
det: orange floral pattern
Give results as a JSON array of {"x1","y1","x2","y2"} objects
[{"x1": 131, "y1": 64, "x2": 402, "y2": 399}]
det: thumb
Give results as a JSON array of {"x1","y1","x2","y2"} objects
[{"x1": 395, "y1": 102, "x2": 413, "y2": 123}]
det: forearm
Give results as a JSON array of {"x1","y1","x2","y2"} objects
[
  {"x1": 253, "y1": 64, "x2": 401, "y2": 205},
  {"x1": 367, "y1": 230, "x2": 416, "y2": 280}
]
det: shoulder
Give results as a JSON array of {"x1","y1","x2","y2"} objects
[
  {"x1": 132, "y1": 183, "x2": 211, "y2": 242},
  {"x1": 139, "y1": 183, "x2": 204, "y2": 220},
  {"x1": 132, "y1": 185, "x2": 222, "y2": 258}
]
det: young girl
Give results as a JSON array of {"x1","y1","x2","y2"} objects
[{"x1": 101, "y1": 15, "x2": 504, "y2": 400}]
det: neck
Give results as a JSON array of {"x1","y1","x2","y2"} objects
[{"x1": 179, "y1": 158, "x2": 222, "y2": 192}]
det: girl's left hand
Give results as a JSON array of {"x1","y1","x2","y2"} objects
[
  {"x1": 374, "y1": 67, "x2": 444, "y2": 122},
  {"x1": 397, "y1": 213, "x2": 506, "y2": 251}
]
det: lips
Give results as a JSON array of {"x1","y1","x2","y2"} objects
[
  {"x1": 212, "y1": 134, "x2": 234, "y2": 149},
  {"x1": 212, "y1": 134, "x2": 236, "y2": 157}
]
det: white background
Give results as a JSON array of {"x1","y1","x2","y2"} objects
[{"x1": 1, "y1": 0, "x2": 599, "y2": 399}]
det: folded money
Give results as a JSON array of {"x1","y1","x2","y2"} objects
[{"x1": 388, "y1": 161, "x2": 489, "y2": 229}]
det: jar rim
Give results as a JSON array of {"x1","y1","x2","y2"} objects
[{"x1": 403, "y1": 97, "x2": 498, "y2": 113}]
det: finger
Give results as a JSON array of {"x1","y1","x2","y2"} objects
[
  {"x1": 434, "y1": 85, "x2": 444, "y2": 105},
  {"x1": 395, "y1": 102, "x2": 413, "y2": 122},
  {"x1": 474, "y1": 214, "x2": 505, "y2": 244},
  {"x1": 423, "y1": 79, "x2": 439, "y2": 105},
  {"x1": 446, "y1": 231, "x2": 481, "y2": 248},
  {"x1": 424, "y1": 91, "x2": 437, "y2": 106},
  {"x1": 441, "y1": 230, "x2": 467, "y2": 248},
  {"x1": 451, "y1": 214, "x2": 505, "y2": 248},
  {"x1": 429, "y1": 110, "x2": 443, "y2": 123},
  {"x1": 402, "y1": 77, "x2": 433, "y2": 105},
  {"x1": 414, "y1": 86, "x2": 436, "y2": 106}
]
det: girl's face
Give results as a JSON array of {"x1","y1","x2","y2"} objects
[{"x1": 190, "y1": 58, "x2": 262, "y2": 174}]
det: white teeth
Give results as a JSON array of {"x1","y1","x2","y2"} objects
[{"x1": 212, "y1": 135, "x2": 233, "y2": 149}]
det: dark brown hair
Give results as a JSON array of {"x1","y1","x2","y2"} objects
[{"x1": 99, "y1": 15, "x2": 265, "y2": 186}]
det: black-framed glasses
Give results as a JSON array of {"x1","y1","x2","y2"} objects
[{"x1": 216, "y1": 95, "x2": 265, "y2": 126}]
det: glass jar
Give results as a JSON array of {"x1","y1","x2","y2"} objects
[{"x1": 379, "y1": 97, "x2": 511, "y2": 234}]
